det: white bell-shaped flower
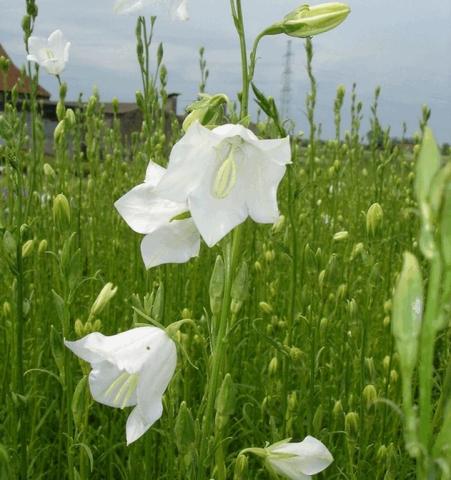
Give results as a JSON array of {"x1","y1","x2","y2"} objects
[
  {"x1": 114, "y1": 0, "x2": 189, "y2": 20},
  {"x1": 266, "y1": 436, "x2": 334, "y2": 479},
  {"x1": 115, "y1": 161, "x2": 200, "y2": 268},
  {"x1": 27, "y1": 29, "x2": 70, "y2": 76},
  {"x1": 65, "y1": 326, "x2": 177, "y2": 445},
  {"x1": 156, "y1": 122, "x2": 291, "y2": 247}
]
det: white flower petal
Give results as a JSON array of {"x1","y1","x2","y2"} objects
[
  {"x1": 269, "y1": 436, "x2": 334, "y2": 476},
  {"x1": 137, "y1": 334, "x2": 177, "y2": 423},
  {"x1": 88, "y1": 360, "x2": 138, "y2": 408},
  {"x1": 155, "y1": 122, "x2": 219, "y2": 203},
  {"x1": 115, "y1": 182, "x2": 185, "y2": 235},
  {"x1": 188, "y1": 148, "x2": 248, "y2": 246},
  {"x1": 27, "y1": 36, "x2": 47, "y2": 61},
  {"x1": 114, "y1": 0, "x2": 145, "y2": 14},
  {"x1": 213, "y1": 123, "x2": 258, "y2": 142},
  {"x1": 267, "y1": 457, "x2": 311, "y2": 480},
  {"x1": 243, "y1": 143, "x2": 288, "y2": 224},
  {"x1": 126, "y1": 404, "x2": 160, "y2": 445},
  {"x1": 65, "y1": 332, "x2": 106, "y2": 364},
  {"x1": 144, "y1": 160, "x2": 166, "y2": 186},
  {"x1": 48, "y1": 29, "x2": 65, "y2": 57},
  {"x1": 248, "y1": 136, "x2": 292, "y2": 165},
  {"x1": 140, "y1": 218, "x2": 200, "y2": 268},
  {"x1": 172, "y1": 0, "x2": 189, "y2": 20}
]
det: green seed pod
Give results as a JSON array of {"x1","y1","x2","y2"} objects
[
  {"x1": 53, "y1": 193, "x2": 71, "y2": 228},
  {"x1": 366, "y1": 202, "x2": 384, "y2": 236}
]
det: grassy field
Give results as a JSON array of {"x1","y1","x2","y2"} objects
[{"x1": 0, "y1": 7, "x2": 450, "y2": 480}]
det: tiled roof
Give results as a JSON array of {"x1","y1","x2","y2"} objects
[{"x1": 0, "y1": 43, "x2": 51, "y2": 99}]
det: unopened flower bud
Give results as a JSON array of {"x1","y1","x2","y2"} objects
[
  {"x1": 210, "y1": 255, "x2": 225, "y2": 315},
  {"x1": 90, "y1": 282, "x2": 118, "y2": 318},
  {"x1": 183, "y1": 93, "x2": 228, "y2": 132},
  {"x1": 390, "y1": 369, "x2": 399, "y2": 384},
  {"x1": 215, "y1": 373, "x2": 235, "y2": 430},
  {"x1": 234, "y1": 454, "x2": 248, "y2": 480},
  {"x1": 289, "y1": 346, "x2": 302, "y2": 362},
  {"x1": 333, "y1": 230, "x2": 349, "y2": 242},
  {"x1": 272, "y1": 215, "x2": 286, "y2": 234},
  {"x1": 3, "y1": 301, "x2": 11, "y2": 316},
  {"x1": 254, "y1": 260, "x2": 262, "y2": 272},
  {"x1": 265, "y1": 249, "x2": 275, "y2": 263},
  {"x1": 74, "y1": 319, "x2": 84, "y2": 337},
  {"x1": 52, "y1": 193, "x2": 71, "y2": 227},
  {"x1": 65, "y1": 108, "x2": 76, "y2": 127},
  {"x1": 268, "y1": 357, "x2": 278, "y2": 376},
  {"x1": 266, "y1": 3, "x2": 351, "y2": 38},
  {"x1": 53, "y1": 120, "x2": 65, "y2": 143},
  {"x1": 259, "y1": 302, "x2": 273, "y2": 315},
  {"x1": 362, "y1": 384, "x2": 377, "y2": 410},
  {"x1": 21, "y1": 239, "x2": 34, "y2": 258},
  {"x1": 181, "y1": 308, "x2": 191, "y2": 319},
  {"x1": 333, "y1": 400, "x2": 344, "y2": 418},
  {"x1": 366, "y1": 202, "x2": 383, "y2": 236},
  {"x1": 175, "y1": 401, "x2": 195, "y2": 454},
  {"x1": 345, "y1": 411, "x2": 359, "y2": 437},
  {"x1": 43, "y1": 163, "x2": 56, "y2": 178}
]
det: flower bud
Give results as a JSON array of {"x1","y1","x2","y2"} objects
[
  {"x1": 313, "y1": 405, "x2": 323, "y2": 433},
  {"x1": 65, "y1": 108, "x2": 76, "y2": 127},
  {"x1": 210, "y1": 255, "x2": 225, "y2": 315},
  {"x1": 90, "y1": 282, "x2": 118, "y2": 318},
  {"x1": 362, "y1": 384, "x2": 377, "y2": 410},
  {"x1": 175, "y1": 401, "x2": 195, "y2": 454},
  {"x1": 3, "y1": 301, "x2": 11, "y2": 317},
  {"x1": 268, "y1": 357, "x2": 278, "y2": 377},
  {"x1": 53, "y1": 194, "x2": 71, "y2": 227},
  {"x1": 366, "y1": 202, "x2": 383, "y2": 236},
  {"x1": 254, "y1": 260, "x2": 262, "y2": 272},
  {"x1": 181, "y1": 308, "x2": 191, "y2": 319},
  {"x1": 74, "y1": 319, "x2": 84, "y2": 337},
  {"x1": 215, "y1": 373, "x2": 235, "y2": 430},
  {"x1": 271, "y1": 215, "x2": 286, "y2": 234},
  {"x1": 333, "y1": 230, "x2": 349, "y2": 242},
  {"x1": 56, "y1": 101, "x2": 66, "y2": 122},
  {"x1": 264, "y1": 249, "x2": 275, "y2": 263},
  {"x1": 231, "y1": 262, "x2": 249, "y2": 315},
  {"x1": 345, "y1": 411, "x2": 359, "y2": 437},
  {"x1": 53, "y1": 120, "x2": 65, "y2": 143},
  {"x1": 259, "y1": 302, "x2": 273, "y2": 315},
  {"x1": 43, "y1": 163, "x2": 56, "y2": 178},
  {"x1": 21, "y1": 239, "x2": 34, "y2": 258},
  {"x1": 266, "y1": 2, "x2": 351, "y2": 38},
  {"x1": 333, "y1": 400, "x2": 343, "y2": 418},
  {"x1": 182, "y1": 93, "x2": 228, "y2": 132},
  {"x1": 234, "y1": 454, "x2": 248, "y2": 480}
]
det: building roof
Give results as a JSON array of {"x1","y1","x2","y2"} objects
[{"x1": 0, "y1": 43, "x2": 51, "y2": 99}]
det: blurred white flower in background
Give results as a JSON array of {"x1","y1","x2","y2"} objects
[
  {"x1": 114, "y1": 0, "x2": 189, "y2": 20},
  {"x1": 115, "y1": 161, "x2": 200, "y2": 268},
  {"x1": 266, "y1": 436, "x2": 334, "y2": 480},
  {"x1": 27, "y1": 29, "x2": 70, "y2": 76},
  {"x1": 65, "y1": 326, "x2": 177, "y2": 445},
  {"x1": 156, "y1": 122, "x2": 291, "y2": 247}
]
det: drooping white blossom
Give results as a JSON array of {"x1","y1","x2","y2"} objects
[
  {"x1": 27, "y1": 29, "x2": 70, "y2": 76},
  {"x1": 266, "y1": 436, "x2": 334, "y2": 480},
  {"x1": 114, "y1": 0, "x2": 189, "y2": 20},
  {"x1": 115, "y1": 160, "x2": 200, "y2": 268},
  {"x1": 65, "y1": 326, "x2": 177, "y2": 445},
  {"x1": 156, "y1": 122, "x2": 291, "y2": 247}
]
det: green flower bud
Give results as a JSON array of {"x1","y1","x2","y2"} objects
[
  {"x1": 65, "y1": 108, "x2": 76, "y2": 127},
  {"x1": 362, "y1": 384, "x2": 377, "y2": 410},
  {"x1": 182, "y1": 93, "x2": 229, "y2": 132},
  {"x1": 43, "y1": 163, "x2": 56, "y2": 178},
  {"x1": 215, "y1": 373, "x2": 235, "y2": 430},
  {"x1": 265, "y1": 2, "x2": 350, "y2": 38},
  {"x1": 52, "y1": 193, "x2": 71, "y2": 227},
  {"x1": 3, "y1": 301, "x2": 11, "y2": 317},
  {"x1": 90, "y1": 282, "x2": 118, "y2": 318},
  {"x1": 53, "y1": 120, "x2": 65, "y2": 143},
  {"x1": 74, "y1": 319, "x2": 84, "y2": 337},
  {"x1": 332, "y1": 400, "x2": 344, "y2": 418},
  {"x1": 210, "y1": 255, "x2": 225, "y2": 315},
  {"x1": 268, "y1": 357, "x2": 278, "y2": 377},
  {"x1": 231, "y1": 262, "x2": 249, "y2": 314},
  {"x1": 333, "y1": 230, "x2": 349, "y2": 242},
  {"x1": 21, "y1": 239, "x2": 34, "y2": 258},
  {"x1": 345, "y1": 411, "x2": 359, "y2": 437},
  {"x1": 259, "y1": 301, "x2": 273, "y2": 315},
  {"x1": 234, "y1": 454, "x2": 248, "y2": 480},
  {"x1": 175, "y1": 401, "x2": 195, "y2": 454},
  {"x1": 366, "y1": 202, "x2": 383, "y2": 236}
]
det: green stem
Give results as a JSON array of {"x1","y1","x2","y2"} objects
[
  {"x1": 199, "y1": 225, "x2": 244, "y2": 477},
  {"x1": 418, "y1": 256, "x2": 442, "y2": 474},
  {"x1": 234, "y1": 0, "x2": 249, "y2": 117}
]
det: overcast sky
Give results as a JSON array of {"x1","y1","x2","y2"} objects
[{"x1": 1, "y1": 0, "x2": 450, "y2": 142}]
